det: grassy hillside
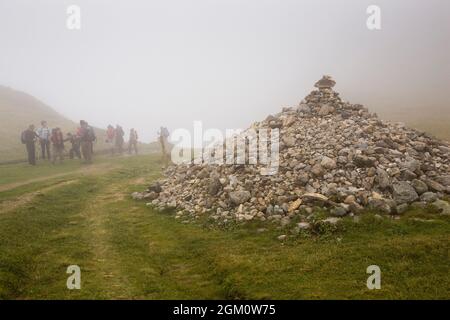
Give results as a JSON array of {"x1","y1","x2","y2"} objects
[
  {"x1": 0, "y1": 85, "x2": 113, "y2": 162},
  {"x1": 0, "y1": 86, "x2": 161, "y2": 162},
  {"x1": 0, "y1": 86, "x2": 80, "y2": 161},
  {"x1": 0, "y1": 154, "x2": 448, "y2": 299}
]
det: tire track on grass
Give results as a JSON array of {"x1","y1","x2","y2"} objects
[
  {"x1": 77, "y1": 177, "x2": 141, "y2": 299},
  {"x1": 0, "y1": 180, "x2": 78, "y2": 214}
]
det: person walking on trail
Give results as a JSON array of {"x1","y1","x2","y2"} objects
[
  {"x1": 106, "y1": 124, "x2": 115, "y2": 156},
  {"x1": 79, "y1": 120, "x2": 96, "y2": 163},
  {"x1": 159, "y1": 126, "x2": 170, "y2": 168},
  {"x1": 36, "y1": 120, "x2": 51, "y2": 160},
  {"x1": 50, "y1": 127, "x2": 65, "y2": 164},
  {"x1": 128, "y1": 128, "x2": 138, "y2": 155},
  {"x1": 66, "y1": 133, "x2": 81, "y2": 159},
  {"x1": 115, "y1": 124, "x2": 125, "y2": 155},
  {"x1": 21, "y1": 124, "x2": 39, "y2": 165}
]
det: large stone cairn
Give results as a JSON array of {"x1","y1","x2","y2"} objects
[{"x1": 133, "y1": 76, "x2": 450, "y2": 225}]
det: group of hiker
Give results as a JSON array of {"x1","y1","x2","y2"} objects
[
  {"x1": 21, "y1": 120, "x2": 138, "y2": 166},
  {"x1": 106, "y1": 125, "x2": 139, "y2": 156}
]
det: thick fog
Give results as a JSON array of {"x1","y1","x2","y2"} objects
[{"x1": 0, "y1": 0, "x2": 449, "y2": 142}]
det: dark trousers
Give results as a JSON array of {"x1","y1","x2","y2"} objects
[
  {"x1": 116, "y1": 139, "x2": 124, "y2": 154},
  {"x1": 26, "y1": 142, "x2": 36, "y2": 165},
  {"x1": 81, "y1": 141, "x2": 93, "y2": 163},
  {"x1": 128, "y1": 141, "x2": 138, "y2": 154},
  {"x1": 40, "y1": 139, "x2": 51, "y2": 159}
]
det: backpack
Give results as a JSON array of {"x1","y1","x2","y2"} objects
[
  {"x1": 130, "y1": 130, "x2": 138, "y2": 141},
  {"x1": 21, "y1": 130, "x2": 27, "y2": 144},
  {"x1": 161, "y1": 127, "x2": 169, "y2": 138},
  {"x1": 106, "y1": 128, "x2": 115, "y2": 140},
  {"x1": 87, "y1": 127, "x2": 96, "y2": 142}
]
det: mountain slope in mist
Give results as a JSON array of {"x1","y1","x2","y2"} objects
[
  {"x1": 0, "y1": 86, "x2": 107, "y2": 162},
  {"x1": 375, "y1": 105, "x2": 450, "y2": 142}
]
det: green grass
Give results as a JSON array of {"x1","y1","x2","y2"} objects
[
  {"x1": 0, "y1": 154, "x2": 449, "y2": 299},
  {"x1": 0, "y1": 160, "x2": 88, "y2": 186}
]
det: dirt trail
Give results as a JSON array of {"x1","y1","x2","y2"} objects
[
  {"x1": 0, "y1": 162, "x2": 116, "y2": 193},
  {"x1": 78, "y1": 176, "x2": 224, "y2": 299},
  {"x1": 0, "y1": 158, "x2": 225, "y2": 298},
  {"x1": 0, "y1": 162, "x2": 118, "y2": 214},
  {"x1": 78, "y1": 180, "x2": 137, "y2": 298}
]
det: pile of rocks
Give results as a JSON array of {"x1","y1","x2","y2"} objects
[{"x1": 133, "y1": 76, "x2": 450, "y2": 225}]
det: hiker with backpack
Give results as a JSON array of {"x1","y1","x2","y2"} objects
[
  {"x1": 159, "y1": 126, "x2": 170, "y2": 168},
  {"x1": 65, "y1": 132, "x2": 81, "y2": 159},
  {"x1": 128, "y1": 128, "x2": 138, "y2": 155},
  {"x1": 50, "y1": 127, "x2": 65, "y2": 164},
  {"x1": 79, "y1": 120, "x2": 96, "y2": 163},
  {"x1": 105, "y1": 124, "x2": 115, "y2": 156},
  {"x1": 21, "y1": 124, "x2": 39, "y2": 165},
  {"x1": 115, "y1": 124, "x2": 125, "y2": 155},
  {"x1": 36, "y1": 120, "x2": 51, "y2": 160}
]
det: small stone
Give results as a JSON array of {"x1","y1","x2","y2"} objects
[
  {"x1": 295, "y1": 172, "x2": 310, "y2": 186},
  {"x1": 318, "y1": 104, "x2": 335, "y2": 116},
  {"x1": 297, "y1": 222, "x2": 311, "y2": 230},
  {"x1": 167, "y1": 200, "x2": 177, "y2": 208},
  {"x1": 420, "y1": 192, "x2": 438, "y2": 203},
  {"x1": 330, "y1": 206, "x2": 348, "y2": 217},
  {"x1": 229, "y1": 190, "x2": 251, "y2": 206},
  {"x1": 282, "y1": 136, "x2": 296, "y2": 147},
  {"x1": 314, "y1": 75, "x2": 336, "y2": 89},
  {"x1": 426, "y1": 180, "x2": 445, "y2": 193},
  {"x1": 148, "y1": 182, "x2": 162, "y2": 193},
  {"x1": 353, "y1": 155, "x2": 376, "y2": 168},
  {"x1": 143, "y1": 191, "x2": 158, "y2": 200},
  {"x1": 311, "y1": 164, "x2": 325, "y2": 177},
  {"x1": 392, "y1": 182, "x2": 419, "y2": 204},
  {"x1": 368, "y1": 198, "x2": 392, "y2": 214},
  {"x1": 288, "y1": 198, "x2": 302, "y2": 212},
  {"x1": 302, "y1": 193, "x2": 329, "y2": 203},
  {"x1": 396, "y1": 203, "x2": 409, "y2": 214},
  {"x1": 436, "y1": 175, "x2": 450, "y2": 187},
  {"x1": 376, "y1": 168, "x2": 391, "y2": 189},
  {"x1": 349, "y1": 201, "x2": 364, "y2": 214},
  {"x1": 412, "y1": 179, "x2": 428, "y2": 195},
  {"x1": 207, "y1": 178, "x2": 222, "y2": 196},
  {"x1": 401, "y1": 169, "x2": 417, "y2": 181},
  {"x1": 321, "y1": 217, "x2": 341, "y2": 225},
  {"x1": 320, "y1": 156, "x2": 337, "y2": 170},
  {"x1": 344, "y1": 195, "x2": 356, "y2": 204},
  {"x1": 131, "y1": 192, "x2": 143, "y2": 200},
  {"x1": 431, "y1": 200, "x2": 450, "y2": 215},
  {"x1": 197, "y1": 168, "x2": 209, "y2": 179}
]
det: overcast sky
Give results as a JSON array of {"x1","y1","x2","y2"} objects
[{"x1": 0, "y1": 0, "x2": 449, "y2": 142}]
